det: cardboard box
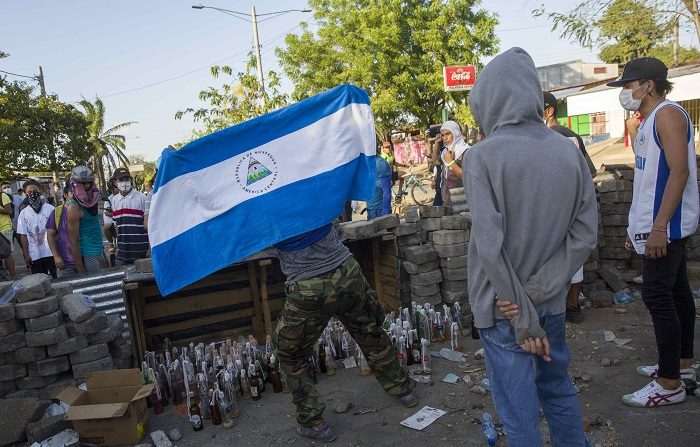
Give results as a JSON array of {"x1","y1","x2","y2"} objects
[{"x1": 57, "y1": 369, "x2": 153, "y2": 446}]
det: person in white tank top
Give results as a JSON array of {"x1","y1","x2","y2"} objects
[{"x1": 608, "y1": 57, "x2": 698, "y2": 408}]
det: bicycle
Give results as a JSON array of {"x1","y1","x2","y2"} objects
[{"x1": 393, "y1": 164, "x2": 433, "y2": 206}]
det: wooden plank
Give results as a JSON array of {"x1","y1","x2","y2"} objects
[
  {"x1": 371, "y1": 238, "x2": 384, "y2": 306},
  {"x1": 134, "y1": 289, "x2": 148, "y2": 363},
  {"x1": 269, "y1": 298, "x2": 285, "y2": 313},
  {"x1": 154, "y1": 326, "x2": 253, "y2": 350},
  {"x1": 259, "y1": 264, "x2": 273, "y2": 336},
  {"x1": 142, "y1": 289, "x2": 252, "y2": 320},
  {"x1": 247, "y1": 262, "x2": 264, "y2": 338},
  {"x1": 380, "y1": 275, "x2": 399, "y2": 287},
  {"x1": 144, "y1": 308, "x2": 256, "y2": 337},
  {"x1": 268, "y1": 282, "x2": 285, "y2": 296},
  {"x1": 379, "y1": 265, "x2": 398, "y2": 278},
  {"x1": 137, "y1": 269, "x2": 251, "y2": 298}
]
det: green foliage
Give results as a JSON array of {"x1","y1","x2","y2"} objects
[
  {"x1": 276, "y1": 0, "x2": 499, "y2": 136},
  {"x1": 534, "y1": 0, "x2": 700, "y2": 49},
  {"x1": 597, "y1": 0, "x2": 670, "y2": 63},
  {"x1": 78, "y1": 97, "x2": 135, "y2": 189},
  {"x1": 648, "y1": 42, "x2": 700, "y2": 64},
  {"x1": 0, "y1": 80, "x2": 91, "y2": 179},
  {"x1": 176, "y1": 54, "x2": 289, "y2": 139}
]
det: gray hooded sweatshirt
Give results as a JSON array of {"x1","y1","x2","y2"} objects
[{"x1": 464, "y1": 47, "x2": 598, "y2": 344}]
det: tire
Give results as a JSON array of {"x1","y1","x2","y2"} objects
[{"x1": 411, "y1": 182, "x2": 433, "y2": 205}]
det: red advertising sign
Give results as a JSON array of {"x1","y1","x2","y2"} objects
[{"x1": 443, "y1": 65, "x2": 477, "y2": 91}]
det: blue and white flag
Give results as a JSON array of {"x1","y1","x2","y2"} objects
[{"x1": 149, "y1": 84, "x2": 377, "y2": 295}]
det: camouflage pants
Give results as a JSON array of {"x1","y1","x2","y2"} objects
[{"x1": 275, "y1": 256, "x2": 414, "y2": 427}]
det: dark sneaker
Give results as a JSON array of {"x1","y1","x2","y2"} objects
[
  {"x1": 566, "y1": 305, "x2": 584, "y2": 324},
  {"x1": 398, "y1": 392, "x2": 419, "y2": 408},
  {"x1": 297, "y1": 423, "x2": 336, "y2": 443}
]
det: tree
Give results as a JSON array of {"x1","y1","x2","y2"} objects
[
  {"x1": 176, "y1": 54, "x2": 289, "y2": 139},
  {"x1": 0, "y1": 80, "x2": 91, "y2": 180},
  {"x1": 78, "y1": 97, "x2": 135, "y2": 190},
  {"x1": 534, "y1": 0, "x2": 700, "y2": 50},
  {"x1": 276, "y1": 0, "x2": 499, "y2": 137},
  {"x1": 595, "y1": 0, "x2": 671, "y2": 63},
  {"x1": 127, "y1": 154, "x2": 156, "y2": 191},
  {"x1": 648, "y1": 42, "x2": 700, "y2": 64}
]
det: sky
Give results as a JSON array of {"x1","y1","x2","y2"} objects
[{"x1": 2, "y1": 0, "x2": 696, "y2": 162}]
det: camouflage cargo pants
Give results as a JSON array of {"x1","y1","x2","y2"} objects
[{"x1": 275, "y1": 256, "x2": 414, "y2": 427}]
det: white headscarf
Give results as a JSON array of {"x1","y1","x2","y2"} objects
[{"x1": 440, "y1": 120, "x2": 469, "y2": 161}]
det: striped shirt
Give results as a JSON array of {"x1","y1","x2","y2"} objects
[{"x1": 112, "y1": 189, "x2": 149, "y2": 263}]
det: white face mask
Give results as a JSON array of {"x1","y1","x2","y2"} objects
[
  {"x1": 2, "y1": 188, "x2": 11, "y2": 195},
  {"x1": 117, "y1": 180, "x2": 131, "y2": 192},
  {"x1": 619, "y1": 82, "x2": 650, "y2": 111}
]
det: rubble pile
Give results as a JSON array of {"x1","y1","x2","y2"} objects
[{"x1": 0, "y1": 274, "x2": 134, "y2": 405}]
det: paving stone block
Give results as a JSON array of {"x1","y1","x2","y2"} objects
[
  {"x1": 113, "y1": 357, "x2": 134, "y2": 369},
  {"x1": 0, "y1": 281, "x2": 13, "y2": 298},
  {"x1": 441, "y1": 289, "x2": 469, "y2": 304},
  {"x1": 14, "y1": 274, "x2": 51, "y2": 303},
  {"x1": 15, "y1": 374, "x2": 60, "y2": 390},
  {"x1": 134, "y1": 258, "x2": 153, "y2": 274},
  {"x1": 60, "y1": 293, "x2": 96, "y2": 323},
  {"x1": 434, "y1": 242, "x2": 468, "y2": 258},
  {"x1": 599, "y1": 203, "x2": 631, "y2": 215},
  {"x1": 0, "y1": 331, "x2": 26, "y2": 354},
  {"x1": 409, "y1": 283, "x2": 440, "y2": 297},
  {"x1": 26, "y1": 414, "x2": 72, "y2": 444},
  {"x1": 599, "y1": 191, "x2": 632, "y2": 203},
  {"x1": 590, "y1": 290, "x2": 614, "y2": 308},
  {"x1": 37, "y1": 375, "x2": 76, "y2": 400},
  {"x1": 601, "y1": 215, "x2": 628, "y2": 227},
  {"x1": 47, "y1": 336, "x2": 88, "y2": 357},
  {"x1": 29, "y1": 356, "x2": 70, "y2": 376},
  {"x1": 421, "y1": 218, "x2": 442, "y2": 232},
  {"x1": 50, "y1": 282, "x2": 73, "y2": 299},
  {"x1": 0, "y1": 397, "x2": 51, "y2": 445},
  {"x1": 14, "y1": 346, "x2": 47, "y2": 363},
  {"x1": 441, "y1": 215, "x2": 469, "y2": 230},
  {"x1": 602, "y1": 226, "x2": 628, "y2": 237},
  {"x1": 70, "y1": 343, "x2": 109, "y2": 364},
  {"x1": 596, "y1": 264, "x2": 628, "y2": 291},
  {"x1": 14, "y1": 295, "x2": 58, "y2": 319},
  {"x1": 597, "y1": 179, "x2": 631, "y2": 193},
  {"x1": 0, "y1": 379, "x2": 17, "y2": 397},
  {"x1": 0, "y1": 319, "x2": 19, "y2": 337},
  {"x1": 339, "y1": 220, "x2": 378, "y2": 239},
  {"x1": 414, "y1": 291, "x2": 442, "y2": 306},
  {"x1": 433, "y1": 230, "x2": 469, "y2": 245},
  {"x1": 599, "y1": 247, "x2": 631, "y2": 260},
  {"x1": 409, "y1": 270, "x2": 443, "y2": 286},
  {"x1": 87, "y1": 315, "x2": 122, "y2": 344},
  {"x1": 402, "y1": 260, "x2": 439, "y2": 275},
  {"x1": 398, "y1": 233, "x2": 423, "y2": 246},
  {"x1": 26, "y1": 325, "x2": 68, "y2": 347},
  {"x1": 441, "y1": 280, "x2": 469, "y2": 292},
  {"x1": 0, "y1": 364, "x2": 27, "y2": 381},
  {"x1": 442, "y1": 267, "x2": 468, "y2": 281},
  {"x1": 72, "y1": 356, "x2": 114, "y2": 379},
  {"x1": 402, "y1": 245, "x2": 438, "y2": 264},
  {"x1": 373, "y1": 213, "x2": 400, "y2": 231},
  {"x1": 0, "y1": 304, "x2": 14, "y2": 322},
  {"x1": 393, "y1": 221, "x2": 422, "y2": 237},
  {"x1": 24, "y1": 310, "x2": 63, "y2": 332},
  {"x1": 110, "y1": 341, "x2": 133, "y2": 360},
  {"x1": 419, "y1": 206, "x2": 446, "y2": 218},
  {"x1": 403, "y1": 207, "x2": 420, "y2": 223},
  {"x1": 67, "y1": 311, "x2": 107, "y2": 336},
  {"x1": 5, "y1": 389, "x2": 38, "y2": 399},
  {"x1": 439, "y1": 255, "x2": 468, "y2": 269}
]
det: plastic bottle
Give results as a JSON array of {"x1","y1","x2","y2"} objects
[
  {"x1": 358, "y1": 350, "x2": 371, "y2": 376},
  {"x1": 482, "y1": 412, "x2": 497, "y2": 446}
]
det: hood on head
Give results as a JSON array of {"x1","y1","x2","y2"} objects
[
  {"x1": 440, "y1": 120, "x2": 465, "y2": 151},
  {"x1": 468, "y1": 47, "x2": 544, "y2": 136}
]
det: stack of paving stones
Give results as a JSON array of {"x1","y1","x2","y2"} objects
[
  {"x1": 595, "y1": 166, "x2": 641, "y2": 281},
  {"x1": 0, "y1": 274, "x2": 134, "y2": 400},
  {"x1": 436, "y1": 213, "x2": 471, "y2": 306}
]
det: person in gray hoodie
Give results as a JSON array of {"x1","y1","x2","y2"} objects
[{"x1": 464, "y1": 47, "x2": 598, "y2": 446}]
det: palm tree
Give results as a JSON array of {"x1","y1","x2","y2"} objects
[{"x1": 78, "y1": 97, "x2": 135, "y2": 190}]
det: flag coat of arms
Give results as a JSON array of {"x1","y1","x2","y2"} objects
[{"x1": 149, "y1": 84, "x2": 377, "y2": 295}]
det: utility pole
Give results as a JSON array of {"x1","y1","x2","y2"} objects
[
  {"x1": 37, "y1": 65, "x2": 60, "y2": 203},
  {"x1": 673, "y1": 17, "x2": 680, "y2": 67},
  {"x1": 251, "y1": 6, "x2": 266, "y2": 103}
]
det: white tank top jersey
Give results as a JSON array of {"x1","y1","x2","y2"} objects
[{"x1": 628, "y1": 99, "x2": 699, "y2": 254}]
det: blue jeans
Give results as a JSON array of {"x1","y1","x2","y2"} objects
[{"x1": 480, "y1": 314, "x2": 588, "y2": 447}]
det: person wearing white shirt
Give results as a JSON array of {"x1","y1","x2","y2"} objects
[{"x1": 17, "y1": 179, "x2": 57, "y2": 278}]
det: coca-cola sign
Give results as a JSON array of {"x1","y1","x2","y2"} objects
[{"x1": 443, "y1": 65, "x2": 477, "y2": 91}]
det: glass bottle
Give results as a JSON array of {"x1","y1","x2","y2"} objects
[
  {"x1": 249, "y1": 365, "x2": 260, "y2": 401},
  {"x1": 324, "y1": 345, "x2": 336, "y2": 376},
  {"x1": 268, "y1": 355, "x2": 283, "y2": 393},
  {"x1": 209, "y1": 389, "x2": 222, "y2": 425},
  {"x1": 411, "y1": 330, "x2": 421, "y2": 365},
  {"x1": 189, "y1": 391, "x2": 203, "y2": 431},
  {"x1": 421, "y1": 338, "x2": 431, "y2": 373},
  {"x1": 318, "y1": 340, "x2": 328, "y2": 374},
  {"x1": 240, "y1": 369, "x2": 252, "y2": 400}
]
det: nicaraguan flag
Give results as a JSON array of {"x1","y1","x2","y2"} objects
[{"x1": 149, "y1": 84, "x2": 377, "y2": 295}]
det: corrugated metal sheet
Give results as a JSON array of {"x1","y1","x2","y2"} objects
[{"x1": 54, "y1": 266, "x2": 130, "y2": 339}]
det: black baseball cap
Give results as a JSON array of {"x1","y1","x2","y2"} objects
[
  {"x1": 112, "y1": 167, "x2": 131, "y2": 180},
  {"x1": 543, "y1": 91, "x2": 557, "y2": 110},
  {"x1": 607, "y1": 57, "x2": 668, "y2": 87}
]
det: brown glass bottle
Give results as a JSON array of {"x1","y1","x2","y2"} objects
[
  {"x1": 269, "y1": 355, "x2": 283, "y2": 393},
  {"x1": 249, "y1": 365, "x2": 260, "y2": 401},
  {"x1": 209, "y1": 389, "x2": 222, "y2": 425},
  {"x1": 189, "y1": 392, "x2": 203, "y2": 431}
]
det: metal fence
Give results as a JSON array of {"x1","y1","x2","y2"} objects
[{"x1": 53, "y1": 266, "x2": 130, "y2": 339}]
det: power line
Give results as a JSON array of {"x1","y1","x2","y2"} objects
[
  {"x1": 496, "y1": 24, "x2": 550, "y2": 32},
  {"x1": 0, "y1": 69, "x2": 36, "y2": 79}
]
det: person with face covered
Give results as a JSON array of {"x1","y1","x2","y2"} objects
[
  {"x1": 64, "y1": 166, "x2": 105, "y2": 274},
  {"x1": 17, "y1": 179, "x2": 57, "y2": 277},
  {"x1": 606, "y1": 58, "x2": 699, "y2": 407},
  {"x1": 111, "y1": 167, "x2": 149, "y2": 265},
  {"x1": 436, "y1": 120, "x2": 469, "y2": 206}
]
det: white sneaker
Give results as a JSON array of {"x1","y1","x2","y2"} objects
[
  {"x1": 636, "y1": 364, "x2": 696, "y2": 380},
  {"x1": 622, "y1": 380, "x2": 686, "y2": 407}
]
